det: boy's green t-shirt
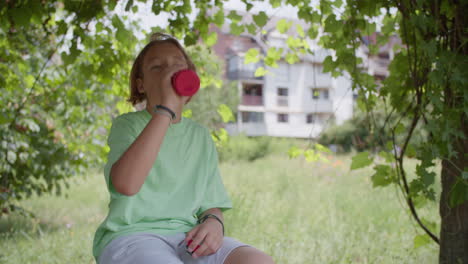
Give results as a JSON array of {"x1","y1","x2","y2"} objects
[{"x1": 92, "y1": 110, "x2": 232, "y2": 259}]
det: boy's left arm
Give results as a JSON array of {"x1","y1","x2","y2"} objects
[{"x1": 185, "y1": 208, "x2": 224, "y2": 258}]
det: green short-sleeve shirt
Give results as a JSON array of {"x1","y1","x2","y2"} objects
[{"x1": 92, "y1": 110, "x2": 232, "y2": 259}]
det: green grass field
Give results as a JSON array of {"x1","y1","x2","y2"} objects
[{"x1": 0, "y1": 149, "x2": 438, "y2": 263}]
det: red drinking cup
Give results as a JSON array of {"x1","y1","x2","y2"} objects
[{"x1": 171, "y1": 69, "x2": 200, "y2": 96}]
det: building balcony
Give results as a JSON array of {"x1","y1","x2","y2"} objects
[
  {"x1": 227, "y1": 69, "x2": 264, "y2": 81},
  {"x1": 241, "y1": 95, "x2": 263, "y2": 106}
]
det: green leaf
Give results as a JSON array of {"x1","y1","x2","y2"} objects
[
  {"x1": 230, "y1": 23, "x2": 244, "y2": 36},
  {"x1": 315, "y1": 143, "x2": 332, "y2": 153},
  {"x1": 244, "y1": 1, "x2": 254, "y2": 11},
  {"x1": 270, "y1": 0, "x2": 282, "y2": 8},
  {"x1": 217, "y1": 104, "x2": 235, "y2": 123},
  {"x1": 184, "y1": 33, "x2": 197, "y2": 46},
  {"x1": 108, "y1": 1, "x2": 117, "y2": 11},
  {"x1": 264, "y1": 47, "x2": 282, "y2": 67},
  {"x1": 213, "y1": 9, "x2": 225, "y2": 27},
  {"x1": 227, "y1": 11, "x2": 242, "y2": 22},
  {"x1": 246, "y1": 23, "x2": 257, "y2": 35},
  {"x1": 351, "y1": 152, "x2": 373, "y2": 170},
  {"x1": 10, "y1": 7, "x2": 32, "y2": 27},
  {"x1": 324, "y1": 14, "x2": 341, "y2": 33},
  {"x1": 95, "y1": 22, "x2": 104, "y2": 33},
  {"x1": 304, "y1": 149, "x2": 319, "y2": 162},
  {"x1": 421, "y1": 218, "x2": 437, "y2": 234},
  {"x1": 413, "y1": 234, "x2": 431, "y2": 249},
  {"x1": 320, "y1": 1, "x2": 333, "y2": 14},
  {"x1": 182, "y1": 109, "x2": 192, "y2": 118},
  {"x1": 365, "y1": 22, "x2": 377, "y2": 34},
  {"x1": 57, "y1": 20, "x2": 68, "y2": 35},
  {"x1": 285, "y1": 53, "x2": 299, "y2": 64},
  {"x1": 203, "y1": 31, "x2": 218, "y2": 47},
  {"x1": 413, "y1": 195, "x2": 428, "y2": 209},
  {"x1": 288, "y1": 146, "x2": 303, "y2": 158},
  {"x1": 254, "y1": 67, "x2": 269, "y2": 77},
  {"x1": 394, "y1": 123, "x2": 405, "y2": 134},
  {"x1": 378, "y1": 151, "x2": 394, "y2": 163},
  {"x1": 406, "y1": 144, "x2": 417, "y2": 158},
  {"x1": 332, "y1": 0, "x2": 343, "y2": 8},
  {"x1": 322, "y1": 56, "x2": 335, "y2": 73},
  {"x1": 449, "y1": 179, "x2": 468, "y2": 208},
  {"x1": 253, "y1": 11, "x2": 268, "y2": 28},
  {"x1": 416, "y1": 164, "x2": 436, "y2": 186},
  {"x1": 244, "y1": 48, "x2": 260, "y2": 64},
  {"x1": 0, "y1": 113, "x2": 11, "y2": 125},
  {"x1": 371, "y1": 164, "x2": 394, "y2": 187},
  {"x1": 276, "y1": 19, "x2": 291, "y2": 34},
  {"x1": 296, "y1": 24, "x2": 305, "y2": 37},
  {"x1": 125, "y1": 0, "x2": 134, "y2": 11},
  {"x1": 286, "y1": 37, "x2": 303, "y2": 48},
  {"x1": 212, "y1": 128, "x2": 229, "y2": 146}
]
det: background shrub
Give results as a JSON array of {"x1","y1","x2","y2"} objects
[{"x1": 218, "y1": 134, "x2": 272, "y2": 162}]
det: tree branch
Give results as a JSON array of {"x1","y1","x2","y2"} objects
[{"x1": 393, "y1": 110, "x2": 440, "y2": 244}]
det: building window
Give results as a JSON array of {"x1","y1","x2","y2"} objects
[
  {"x1": 378, "y1": 52, "x2": 390, "y2": 59},
  {"x1": 227, "y1": 56, "x2": 239, "y2": 73},
  {"x1": 277, "y1": 87, "x2": 288, "y2": 96},
  {"x1": 241, "y1": 112, "x2": 264, "y2": 123},
  {"x1": 277, "y1": 87, "x2": 289, "y2": 106},
  {"x1": 374, "y1": 74, "x2": 386, "y2": 82},
  {"x1": 243, "y1": 84, "x2": 263, "y2": 96},
  {"x1": 277, "y1": 113, "x2": 289, "y2": 123},
  {"x1": 306, "y1": 114, "x2": 316, "y2": 124},
  {"x1": 312, "y1": 88, "x2": 330, "y2": 100},
  {"x1": 323, "y1": 89, "x2": 329, "y2": 99}
]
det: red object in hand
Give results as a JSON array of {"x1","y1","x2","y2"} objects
[{"x1": 171, "y1": 69, "x2": 200, "y2": 96}]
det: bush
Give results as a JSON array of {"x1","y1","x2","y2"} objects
[
  {"x1": 218, "y1": 134, "x2": 272, "y2": 162},
  {"x1": 318, "y1": 106, "x2": 427, "y2": 153},
  {"x1": 318, "y1": 107, "x2": 393, "y2": 153}
]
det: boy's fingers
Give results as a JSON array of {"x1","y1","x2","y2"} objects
[
  {"x1": 188, "y1": 230, "x2": 207, "y2": 252},
  {"x1": 192, "y1": 243, "x2": 209, "y2": 258},
  {"x1": 185, "y1": 226, "x2": 199, "y2": 242},
  {"x1": 192, "y1": 236, "x2": 222, "y2": 258}
]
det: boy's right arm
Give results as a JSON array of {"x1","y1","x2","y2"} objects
[{"x1": 109, "y1": 113, "x2": 171, "y2": 196}]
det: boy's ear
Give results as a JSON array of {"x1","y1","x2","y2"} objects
[{"x1": 136, "y1": 78, "x2": 144, "y2": 94}]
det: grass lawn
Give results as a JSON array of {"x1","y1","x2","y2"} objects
[{"x1": 0, "y1": 150, "x2": 438, "y2": 263}]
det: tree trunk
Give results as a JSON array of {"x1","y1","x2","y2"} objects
[{"x1": 439, "y1": 111, "x2": 468, "y2": 263}]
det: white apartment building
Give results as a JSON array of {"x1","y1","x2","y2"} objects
[
  {"x1": 210, "y1": 11, "x2": 392, "y2": 139},
  {"x1": 225, "y1": 50, "x2": 354, "y2": 138}
]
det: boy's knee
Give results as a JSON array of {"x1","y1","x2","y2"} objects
[
  {"x1": 253, "y1": 253, "x2": 275, "y2": 264},
  {"x1": 224, "y1": 246, "x2": 275, "y2": 264}
]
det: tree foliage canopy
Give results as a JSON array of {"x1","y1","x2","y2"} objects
[{"x1": 1, "y1": 0, "x2": 467, "y2": 262}]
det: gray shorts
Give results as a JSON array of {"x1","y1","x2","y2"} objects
[{"x1": 98, "y1": 232, "x2": 250, "y2": 264}]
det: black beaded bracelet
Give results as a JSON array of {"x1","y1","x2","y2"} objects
[
  {"x1": 197, "y1": 214, "x2": 225, "y2": 236},
  {"x1": 154, "y1": 105, "x2": 176, "y2": 120}
]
